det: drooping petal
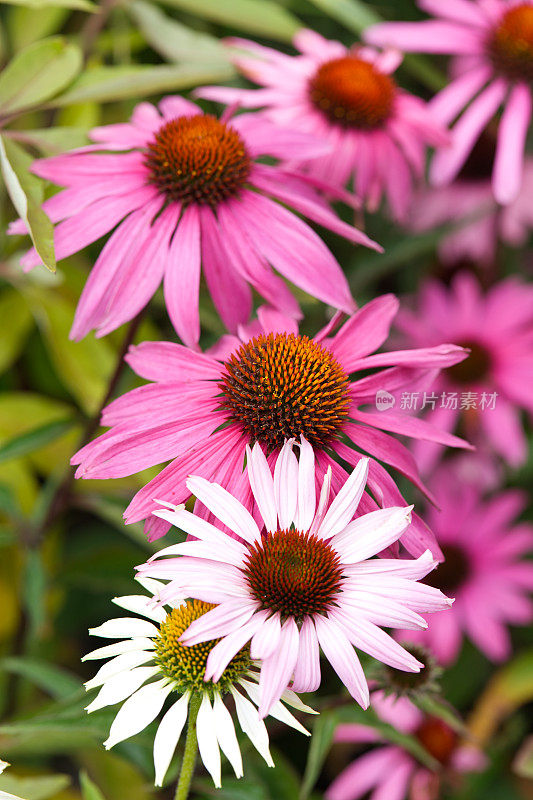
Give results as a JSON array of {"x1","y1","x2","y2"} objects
[{"x1": 154, "y1": 692, "x2": 190, "y2": 786}]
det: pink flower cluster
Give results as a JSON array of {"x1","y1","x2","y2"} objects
[{"x1": 8, "y1": 7, "x2": 533, "y2": 795}]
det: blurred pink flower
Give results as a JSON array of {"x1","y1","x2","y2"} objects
[
  {"x1": 327, "y1": 690, "x2": 485, "y2": 800},
  {"x1": 409, "y1": 152, "x2": 533, "y2": 265},
  {"x1": 72, "y1": 300, "x2": 470, "y2": 556},
  {"x1": 398, "y1": 462, "x2": 533, "y2": 664},
  {"x1": 396, "y1": 272, "x2": 533, "y2": 470},
  {"x1": 9, "y1": 98, "x2": 380, "y2": 345},
  {"x1": 366, "y1": 0, "x2": 533, "y2": 204},
  {"x1": 198, "y1": 31, "x2": 447, "y2": 222},
  {"x1": 137, "y1": 439, "x2": 452, "y2": 716}
]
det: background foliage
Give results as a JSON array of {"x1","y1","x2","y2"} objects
[{"x1": 0, "y1": 0, "x2": 532, "y2": 798}]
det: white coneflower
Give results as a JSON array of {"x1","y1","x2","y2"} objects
[{"x1": 83, "y1": 579, "x2": 314, "y2": 793}]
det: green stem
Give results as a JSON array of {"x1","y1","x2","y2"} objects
[{"x1": 174, "y1": 693, "x2": 202, "y2": 800}]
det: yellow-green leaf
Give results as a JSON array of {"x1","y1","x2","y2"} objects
[
  {"x1": 154, "y1": 0, "x2": 300, "y2": 42},
  {"x1": 0, "y1": 136, "x2": 56, "y2": 272},
  {"x1": 48, "y1": 62, "x2": 235, "y2": 107},
  {"x1": 1, "y1": 0, "x2": 96, "y2": 10},
  {"x1": 0, "y1": 287, "x2": 33, "y2": 374},
  {"x1": 0, "y1": 36, "x2": 82, "y2": 116},
  {"x1": 33, "y1": 292, "x2": 115, "y2": 415},
  {"x1": 129, "y1": 0, "x2": 234, "y2": 67}
]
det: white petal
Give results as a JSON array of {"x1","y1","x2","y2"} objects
[
  {"x1": 186, "y1": 476, "x2": 260, "y2": 544},
  {"x1": 317, "y1": 458, "x2": 369, "y2": 539},
  {"x1": 86, "y1": 666, "x2": 159, "y2": 713},
  {"x1": 347, "y1": 550, "x2": 437, "y2": 580},
  {"x1": 332, "y1": 506, "x2": 413, "y2": 563},
  {"x1": 246, "y1": 442, "x2": 277, "y2": 532},
  {"x1": 82, "y1": 638, "x2": 155, "y2": 661},
  {"x1": 212, "y1": 692, "x2": 243, "y2": 778},
  {"x1": 104, "y1": 679, "x2": 173, "y2": 749},
  {"x1": 239, "y1": 679, "x2": 310, "y2": 736},
  {"x1": 161, "y1": 540, "x2": 245, "y2": 568},
  {"x1": 150, "y1": 508, "x2": 247, "y2": 559},
  {"x1": 134, "y1": 575, "x2": 165, "y2": 595},
  {"x1": 196, "y1": 694, "x2": 222, "y2": 788},
  {"x1": 274, "y1": 439, "x2": 298, "y2": 529},
  {"x1": 112, "y1": 594, "x2": 166, "y2": 623},
  {"x1": 279, "y1": 687, "x2": 318, "y2": 715},
  {"x1": 230, "y1": 687, "x2": 274, "y2": 767},
  {"x1": 154, "y1": 692, "x2": 190, "y2": 786},
  {"x1": 295, "y1": 435, "x2": 316, "y2": 531},
  {"x1": 250, "y1": 613, "x2": 281, "y2": 660},
  {"x1": 309, "y1": 466, "x2": 331, "y2": 536},
  {"x1": 84, "y1": 650, "x2": 154, "y2": 689},
  {"x1": 89, "y1": 617, "x2": 159, "y2": 639}
]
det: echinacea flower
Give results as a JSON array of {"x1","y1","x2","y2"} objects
[
  {"x1": 72, "y1": 298, "x2": 471, "y2": 556},
  {"x1": 397, "y1": 461, "x2": 533, "y2": 664},
  {"x1": 8, "y1": 98, "x2": 379, "y2": 345},
  {"x1": 326, "y1": 690, "x2": 485, "y2": 800},
  {"x1": 365, "y1": 0, "x2": 533, "y2": 204},
  {"x1": 408, "y1": 138, "x2": 533, "y2": 265},
  {"x1": 199, "y1": 30, "x2": 447, "y2": 222},
  {"x1": 396, "y1": 272, "x2": 533, "y2": 469},
  {"x1": 137, "y1": 438, "x2": 453, "y2": 717},
  {"x1": 83, "y1": 579, "x2": 313, "y2": 787}
]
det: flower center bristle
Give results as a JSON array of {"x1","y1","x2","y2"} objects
[
  {"x1": 424, "y1": 544, "x2": 470, "y2": 595},
  {"x1": 218, "y1": 333, "x2": 350, "y2": 451},
  {"x1": 384, "y1": 643, "x2": 439, "y2": 696},
  {"x1": 447, "y1": 340, "x2": 492, "y2": 385},
  {"x1": 154, "y1": 599, "x2": 251, "y2": 692},
  {"x1": 309, "y1": 56, "x2": 395, "y2": 129},
  {"x1": 145, "y1": 114, "x2": 251, "y2": 207},
  {"x1": 415, "y1": 716, "x2": 458, "y2": 765},
  {"x1": 243, "y1": 528, "x2": 345, "y2": 619},
  {"x1": 488, "y1": 4, "x2": 533, "y2": 82}
]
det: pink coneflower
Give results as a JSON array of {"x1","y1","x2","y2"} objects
[
  {"x1": 8, "y1": 98, "x2": 379, "y2": 345},
  {"x1": 137, "y1": 439, "x2": 453, "y2": 716},
  {"x1": 396, "y1": 272, "x2": 533, "y2": 470},
  {"x1": 327, "y1": 690, "x2": 485, "y2": 800},
  {"x1": 365, "y1": 0, "x2": 533, "y2": 205},
  {"x1": 72, "y1": 299, "x2": 471, "y2": 556},
  {"x1": 198, "y1": 31, "x2": 447, "y2": 222},
  {"x1": 397, "y1": 462, "x2": 533, "y2": 664},
  {"x1": 408, "y1": 142, "x2": 533, "y2": 265}
]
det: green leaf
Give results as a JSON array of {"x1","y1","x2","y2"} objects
[
  {"x1": 0, "y1": 36, "x2": 82, "y2": 116},
  {"x1": 1, "y1": 0, "x2": 96, "y2": 10},
  {"x1": 155, "y1": 0, "x2": 300, "y2": 42},
  {"x1": 80, "y1": 771, "x2": 107, "y2": 800},
  {"x1": 306, "y1": 0, "x2": 380, "y2": 31},
  {"x1": 299, "y1": 712, "x2": 339, "y2": 800},
  {"x1": 415, "y1": 694, "x2": 466, "y2": 735},
  {"x1": 0, "y1": 418, "x2": 75, "y2": 464},
  {"x1": 0, "y1": 772, "x2": 70, "y2": 800},
  {"x1": 335, "y1": 704, "x2": 439, "y2": 770},
  {"x1": 0, "y1": 657, "x2": 81, "y2": 699},
  {"x1": 0, "y1": 136, "x2": 56, "y2": 272},
  {"x1": 28, "y1": 291, "x2": 115, "y2": 415},
  {"x1": 513, "y1": 736, "x2": 533, "y2": 779},
  {"x1": 7, "y1": 5, "x2": 70, "y2": 51},
  {"x1": 129, "y1": 0, "x2": 234, "y2": 67},
  {"x1": 48, "y1": 62, "x2": 235, "y2": 107},
  {"x1": 4, "y1": 126, "x2": 90, "y2": 155},
  {"x1": 0, "y1": 287, "x2": 32, "y2": 374}
]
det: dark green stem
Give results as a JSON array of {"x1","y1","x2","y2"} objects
[{"x1": 174, "y1": 693, "x2": 202, "y2": 800}]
